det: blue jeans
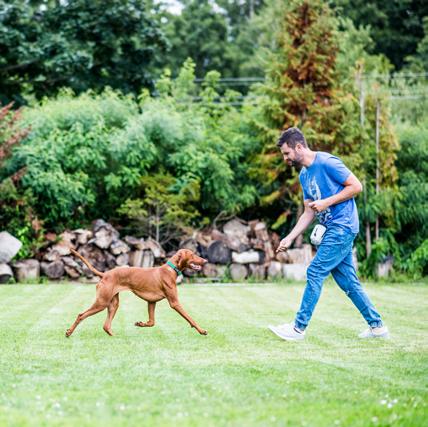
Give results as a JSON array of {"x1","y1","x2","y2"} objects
[{"x1": 294, "y1": 226, "x2": 383, "y2": 331}]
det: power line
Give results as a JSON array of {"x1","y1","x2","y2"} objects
[
  {"x1": 163, "y1": 73, "x2": 428, "y2": 107},
  {"x1": 362, "y1": 72, "x2": 428, "y2": 79},
  {"x1": 191, "y1": 73, "x2": 428, "y2": 84},
  {"x1": 194, "y1": 77, "x2": 264, "y2": 82},
  {"x1": 390, "y1": 95, "x2": 428, "y2": 101}
]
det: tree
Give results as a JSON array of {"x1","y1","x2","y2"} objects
[
  {"x1": 394, "y1": 122, "x2": 428, "y2": 254},
  {"x1": 0, "y1": 102, "x2": 42, "y2": 258},
  {"x1": 249, "y1": 0, "x2": 360, "y2": 230},
  {"x1": 156, "y1": 0, "x2": 265, "y2": 78},
  {"x1": 405, "y1": 16, "x2": 428, "y2": 72},
  {"x1": 332, "y1": 0, "x2": 428, "y2": 70},
  {"x1": 0, "y1": 102, "x2": 29, "y2": 167},
  {"x1": 247, "y1": 0, "x2": 400, "y2": 258},
  {"x1": 2, "y1": 89, "x2": 138, "y2": 229},
  {"x1": 0, "y1": 0, "x2": 168, "y2": 104},
  {"x1": 215, "y1": 0, "x2": 266, "y2": 77},
  {"x1": 149, "y1": 60, "x2": 258, "y2": 216},
  {"x1": 118, "y1": 172, "x2": 200, "y2": 245},
  {"x1": 3, "y1": 61, "x2": 258, "y2": 235},
  {"x1": 159, "y1": 0, "x2": 231, "y2": 77}
]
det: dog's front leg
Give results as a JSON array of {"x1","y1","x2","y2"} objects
[
  {"x1": 135, "y1": 302, "x2": 156, "y2": 328},
  {"x1": 166, "y1": 294, "x2": 207, "y2": 335}
]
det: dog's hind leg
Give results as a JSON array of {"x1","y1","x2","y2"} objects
[
  {"x1": 65, "y1": 301, "x2": 107, "y2": 337},
  {"x1": 135, "y1": 302, "x2": 156, "y2": 328},
  {"x1": 103, "y1": 294, "x2": 120, "y2": 336},
  {"x1": 65, "y1": 281, "x2": 112, "y2": 337}
]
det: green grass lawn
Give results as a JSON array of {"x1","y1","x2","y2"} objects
[{"x1": 0, "y1": 282, "x2": 427, "y2": 427}]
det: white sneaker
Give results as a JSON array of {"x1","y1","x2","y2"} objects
[
  {"x1": 268, "y1": 323, "x2": 305, "y2": 341},
  {"x1": 359, "y1": 325, "x2": 390, "y2": 339}
]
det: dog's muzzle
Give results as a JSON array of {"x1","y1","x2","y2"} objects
[{"x1": 189, "y1": 263, "x2": 203, "y2": 271}]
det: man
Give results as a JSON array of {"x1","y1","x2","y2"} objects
[{"x1": 268, "y1": 127, "x2": 389, "y2": 341}]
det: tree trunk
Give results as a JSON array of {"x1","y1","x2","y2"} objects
[
  {"x1": 0, "y1": 232, "x2": 22, "y2": 263},
  {"x1": 295, "y1": 204, "x2": 304, "y2": 248},
  {"x1": 12, "y1": 259, "x2": 40, "y2": 282},
  {"x1": 41, "y1": 261, "x2": 65, "y2": 279},
  {"x1": 363, "y1": 178, "x2": 372, "y2": 257},
  {"x1": 267, "y1": 261, "x2": 283, "y2": 279},
  {"x1": 202, "y1": 263, "x2": 227, "y2": 278},
  {"x1": 365, "y1": 221, "x2": 372, "y2": 257},
  {"x1": 230, "y1": 263, "x2": 248, "y2": 281},
  {"x1": 155, "y1": 205, "x2": 160, "y2": 243},
  {"x1": 207, "y1": 241, "x2": 231, "y2": 264},
  {"x1": 375, "y1": 100, "x2": 380, "y2": 240},
  {"x1": 231, "y1": 250, "x2": 262, "y2": 264},
  {"x1": 0, "y1": 263, "x2": 13, "y2": 284}
]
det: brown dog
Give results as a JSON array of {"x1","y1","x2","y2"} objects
[{"x1": 66, "y1": 248, "x2": 208, "y2": 337}]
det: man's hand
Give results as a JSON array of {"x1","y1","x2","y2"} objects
[
  {"x1": 276, "y1": 236, "x2": 294, "y2": 253},
  {"x1": 308, "y1": 199, "x2": 330, "y2": 214}
]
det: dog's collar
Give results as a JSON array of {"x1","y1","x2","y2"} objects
[{"x1": 166, "y1": 260, "x2": 183, "y2": 276}]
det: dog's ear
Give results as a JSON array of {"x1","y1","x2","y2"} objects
[{"x1": 175, "y1": 252, "x2": 182, "y2": 268}]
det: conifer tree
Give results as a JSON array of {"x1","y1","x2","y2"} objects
[
  {"x1": 250, "y1": 0, "x2": 353, "y2": 227},
  {"x1": 249, "y1": 0, "x2": 399, "y2": 253}
]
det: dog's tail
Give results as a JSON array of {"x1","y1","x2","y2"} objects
[{"x1": 70, "y1": 248, "x2": 105, "y2": 278}]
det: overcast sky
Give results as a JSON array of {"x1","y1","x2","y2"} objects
[{"x1": 155, "y1": 0, "x2": 184, "y2": 15}]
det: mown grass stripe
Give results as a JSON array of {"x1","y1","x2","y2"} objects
[{"x1": 0, "y1": 283, "x2": 426, "y2": 427}]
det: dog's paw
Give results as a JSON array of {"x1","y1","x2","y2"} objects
[
  {"x1": 199, "y1": 329, "x2": 208, "y2": 335},
  {"x1": 65, "y1": 329, "x2": 72, "y2": 337},
  {"x1": 135, "y1": 321, "x2": 154, "y2": 328},
  {"x1": 103, "y1": 326, "x2": 114, "y2": 336}
]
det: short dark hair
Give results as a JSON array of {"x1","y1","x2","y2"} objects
[{"x1": 277, "y1": 127, "x2": 307, "y2": 148}]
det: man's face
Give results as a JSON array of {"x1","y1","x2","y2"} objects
[{"x1": 280, "y1": 143, "x2": 304, "y2": 167}]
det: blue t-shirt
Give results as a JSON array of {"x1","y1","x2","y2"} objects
[{"x1": 299, "y1": 152, "x2": 359, "y2": 233}]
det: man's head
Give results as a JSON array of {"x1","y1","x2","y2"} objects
[{"x1": 277, "y1": 127, "x2": 308, "y2": 167}]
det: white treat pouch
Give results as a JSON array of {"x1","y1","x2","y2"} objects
[{"x1": 310, "y1": 224, "x2": 327, "y2": 246}]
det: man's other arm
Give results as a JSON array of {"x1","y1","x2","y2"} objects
[{"x1": 308, "y1": 173, "x2": 363, "y2": 214}]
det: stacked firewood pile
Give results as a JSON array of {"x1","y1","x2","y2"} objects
[
  {"x1": 2, "y1": 218, "x2": 316, "y2": 283},
  {"x1": 181, "y1": 218, "x2": 313, "y2": 281}
]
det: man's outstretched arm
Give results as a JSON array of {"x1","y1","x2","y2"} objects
[{"x1": 277, "y1": 200, "x2": 315, "y2": 252}]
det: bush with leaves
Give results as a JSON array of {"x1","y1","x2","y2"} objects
[
  {"x1": 0, "y1": 178, "x2": 44, "y2": 259},
  {"x1": 0, "y1": 102, "x2": 43, "y2": 258},
  {"x1": 3, "y1": 63, "x2": 258, "y2": 242},
  {"x1": 138, "y1": 60, "x2": 258, "y2": 217},
  {"x1": 114, "y1": 61, "x2": 259, "y2": 243},
  {"x1": 118, "y1": 172, "x2": 200, "y2": 246},
  {"x1": 394, "y1": 121, "x2": 428, "y2": 255},
  {"x1": 405, "y1": 239, "x2": 428, "y2": 279},
  {"x1": 2, "y1": 90, "x2": 137, "y2": 229}
]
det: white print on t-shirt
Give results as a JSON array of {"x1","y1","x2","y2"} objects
[{"x1": 308, "y1": 177, "x2": 332, "y2": 224}]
